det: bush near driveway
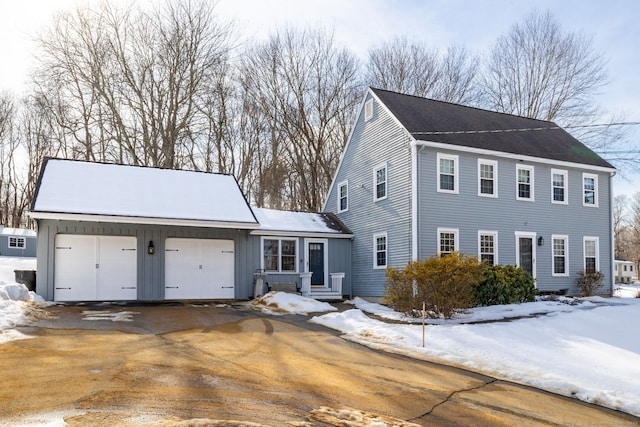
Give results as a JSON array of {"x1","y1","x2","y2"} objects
[{"x1": 474, "y1": 264, "x2": 536, "y2": 306}]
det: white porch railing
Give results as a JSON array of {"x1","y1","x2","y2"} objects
[{"x1": 301, "y1": 272, "x2": 344, "y2": 300}]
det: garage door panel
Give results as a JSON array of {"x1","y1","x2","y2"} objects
[
  {"x1": 97, "y1": 236, "x2": 138, "y2": 300},
  {"x1": 54, "y1": 235, "x2": 97, "y2": 301},
  {"x1": 165, "y1": 238, "x2": 235, "y2": 299},
  {"x1": 54, "y1": 234, "x2": 137, "y2": 302}
]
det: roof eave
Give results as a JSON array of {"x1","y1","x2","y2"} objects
[
  {"x1": 28, "y1": 211, "x2": 260, "y2": 229},
  {"x1": 249, "y1": 229, "x2": 353, "y2": 238}
]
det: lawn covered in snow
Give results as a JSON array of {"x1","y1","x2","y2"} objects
[{"x1": 2, "y1": 254, "x2": 640, "y2": 418}]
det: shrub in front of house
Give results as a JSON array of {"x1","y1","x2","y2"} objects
[
  {"x1": 473, "y1": 264, "x2": 536, "y2": 306},
  {"x1": 575, "y1": 270, "x2": 604, "y2": 297},
  {"x1": 385, "y1": 252, "x2": 484, "y2": 319}
]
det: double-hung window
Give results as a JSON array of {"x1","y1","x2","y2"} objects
[
  {"x1": 373, "y1": 163, "x2": 387, "y2": 201},
  {"x1": 337, "y1": 180, "x2": 348, "y2": 212},
  {"x1": 478, "y1": 231, "x2": 497, "y2": 265},
  {"x1": 552, "y1": 235, "x2": 569, "y2": 276},
  {"x1": 516, "y1": 165, "x2": 534, "y2": 201},
  {"x1": 478, "y1": 159, "x2": 498, "y2": 197},
  {"x1": 583, "y1": 237, "x2": 599, "y2": 274},
  {"x1": 8, "y1": 236, "x2": 26, "y2": 249},
  {"x1": 263, "y1": 238, "x2": 297, "y2": 273},
  {"x1": 583, "y1": 173, "x2": 598, "y2": 207},
  {"x1": 438, "y1": 228, "x2": 458, "y2": 256},
  {"x1": 373, "y1": 233, "x2": 387, "y2": 269},
  {"x1": 438, "y1": 153, "x2": 459, "y2": 193},
  {"x1": 551, "y1": 169, "x2": 568, "y2": 204}
]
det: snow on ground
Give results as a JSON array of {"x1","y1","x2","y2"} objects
[
  {"x1": 311, "y1": 296, "x2": 640, "y2": 418},
  {"x1": 251, "y1": 291, "x2": 338, "y2": 315},
  {"x1": 0, "y1": 256, "x2": 45, "y2": 343}
]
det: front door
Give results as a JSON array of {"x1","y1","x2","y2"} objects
[
  {"x1": 516, "y1": 232, "x2": 536, "y2": 280},
  {"x1": 306, "y1": 239, "x2": 328, "y2": 287}
]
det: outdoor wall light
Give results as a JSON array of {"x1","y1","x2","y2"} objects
[
  {"x1": 147, "y1": 240, "x2": 155, "y2": 255},
  {"x1": 537, "y1": 236, "x2": 544, "y2": 247}
]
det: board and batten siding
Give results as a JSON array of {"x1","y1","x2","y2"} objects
[
  {"x1": 326, "y1": 93, "x2": 412, "y2": 297},
  {"x1": 35, "y1": 220, "x2": 255, "y2": 301},
  {"x1": 416, "y1": 146, "x2": 613, "y2": 295}
]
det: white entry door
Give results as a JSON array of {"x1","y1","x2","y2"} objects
[
  {"x1": 165, "y1": 238, "x2": 235, "y2": 299},
  {"x1": 54, "y1": 235, "x2": 137, "y2": 301}
]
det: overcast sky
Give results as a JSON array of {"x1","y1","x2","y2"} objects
[{"x1": 1, "y1": 0, "x2": 638, "y2": 192}]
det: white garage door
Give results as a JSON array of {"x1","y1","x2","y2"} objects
[
  {"x1": 165, "y1": 238, "x2": 235, "y2": 299},
  {"x1": 54, "y1": 235, "x2": 137, "y2": 301}
]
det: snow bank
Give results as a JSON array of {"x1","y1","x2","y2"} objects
[{"x1": 251, "y1": 291, "x2": 338, "y2": 315}]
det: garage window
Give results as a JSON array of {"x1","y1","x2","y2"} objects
[
  {"x1": 263, "y1": 238, "x2": 298, "y2": 273},
  {"x1": 8, "y1": 236, "x2": 26, "y2": 249}
]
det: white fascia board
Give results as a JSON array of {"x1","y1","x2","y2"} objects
[
  {"x1": 414, "y1": 139, "x2": 617, "y2": 174},
  {"x1": 250, "y1": 229, "x2": 353, "y2": 239},
  {"x1": 28, "y1": 211, "x2": 260, "y2": 229}
]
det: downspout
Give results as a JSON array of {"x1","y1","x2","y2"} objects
[
  {"x1": 609, "y1": 170, "x2": 616, "y2": 296},
  {"x1": 411, "y1": 140, "x2": 419, "y2": 262}
]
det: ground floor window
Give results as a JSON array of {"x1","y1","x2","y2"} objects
[
  {"x1": 373, "y1": 233, "x2": 387, "y2": 269},
  {"x1": 263, "y1": 238, "x2": 297, "y2": 272},
  {"x1": 478, "y1": 231, "x2": 497, "y2": 265},
  {"x1": 8, "y1": 236, "x2": 26, "y2": 249},
  {"x1": 584, "y1": 237, "x2": 599, "y2": 273},
  {"x1": 552, "y1": 235, "x2": 568, "y2": 276},
  {"x1": 438, "y1": 228, "x2": 458, "y2": 256}
]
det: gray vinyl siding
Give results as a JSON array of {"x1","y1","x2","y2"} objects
[
  {"x1": 0, "y1": 235, "x2": 37, "y2": 257},
  {"x1": 247, "y1": 235, "x2": 352, "y2": 296},
  {"x1": 326, "y1": 93, "x2": 412, "y2": 296},
  {"x1": 35, "y1": 220, "x2": 255, "y2": 301},
  {"x1": 416, "y1": 146, "x2": 613, "y2": 295}
]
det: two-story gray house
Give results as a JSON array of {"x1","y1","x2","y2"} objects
[{"x1": 324, "y1": 88, "x2": 616, "y2": 297}]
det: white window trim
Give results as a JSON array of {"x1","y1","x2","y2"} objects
[
  {"x1": 260, "y1": 236, "x2": 299, "y2": 274},
  {"x1": 373, "y1": 162, "x2": 388, "y2": 202},
  {"x1": 477, "y1": 159, "x2": 498, "y2": 198},
  {"x1": 437, "y1": 153, "x2": 459, "y2": 194},
  {"x1": 551, "y1": 169, "x2": 568, "y2": 205},
  {"x1": 583, "y1": 236, "x2": 600, "y2": 272},
  {"x1": 551, "y1": 234, "x2": 569, "y2": 277},
  {"x1": 437, "y1": 227, "x2": 459, "y2": 256},
  {"x1": 8, "y1": 236, "x2": 26, "y2": 249},
  {"x1": 337, "y1": 180, "x2": 348, "y2": 213},
  {"x1": 478, "y1": 230, "x2": 498, "y2": 265},
  {"x1": 516, "y1": 164, "x2": 535, "y2": 201},
  {"x1": 373, "y1": 232, "x2": 388, "y2": 269},
  {"x1": 364, "y1": 99, "x2": 373, "y2": 121},
  {"x1": 582, "y1": 173, "x2": 599, "y2": 207}
]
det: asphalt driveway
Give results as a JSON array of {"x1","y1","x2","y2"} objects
[{"x1": 1, "y1": 302, "x2": 638, "y2": 426}]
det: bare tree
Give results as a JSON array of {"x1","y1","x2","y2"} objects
[
  {"x1": 241, "y1": 27, "x2": 361, "y2": 211},
  {"x1": 366, "y1": 37, "x2": 479, "y2": 104},
  {"x1": 481, "y1": 10, "x2": 607, "y2": 124},
  {"x1": 32, "y1": 0, "x2": 233, "y2": 168},
  {"x1": 614, "y1": 194, "x2": 629, "y2": 260}
]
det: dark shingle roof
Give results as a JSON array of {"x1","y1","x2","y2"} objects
[{"x1": 370, "y1": 88, "x2": 614, "y2": 169}]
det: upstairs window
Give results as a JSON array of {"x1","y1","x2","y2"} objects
[
  {"x1": 263, "y1": 238, "x2": 297, "y2": 273},
  {"x1": 8, "y1": 236, "x2": 26, "y2": 249},
  {"x1": 478, "y1": 159, "x2": 498, "y2": 197},
  {"x1": 516, "y1": 165, "x2": 534, "y2": 201},
  {"x1": 583, "y1": 173, "x2": 598, "y2": 207},
  {"x1": 551, "y1": 169, "x2": 568, "y2": 204},
  {"x1": 373, "y1": 163, "x2": 387, "y2": 201},
  {"x1": 552, "y1": 235, "x2": 569, "y2": 276},
  {"x1": 373, "y1": 233, "x2": 387, "y2": 269},
  {"x1": 438, "y1": 228, "x2": 458, "y2": 256},
  {"x1": 438, "y1": 153, "x2": 459, "y2": 194},
  {"x1": 337, "y1": 181, "x2": 348, "y2": 212}
]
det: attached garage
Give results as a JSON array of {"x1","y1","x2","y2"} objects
[
  {"x1": 54, "y1": 234, "x2": 137, "y2": 301},
  {"x1": 165, "y1": 238, "x2": 235, "y2": 299}
]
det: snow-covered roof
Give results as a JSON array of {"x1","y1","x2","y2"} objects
[
  {"x1": 0, "y1": 227, "x2": 36, "y2": 237},
  {"x1": 252, "y1": 208, "x2": 352, "y2": 237},
  {"x1": 30, "y1": 159, "x2": 258, "y2": 228}
]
